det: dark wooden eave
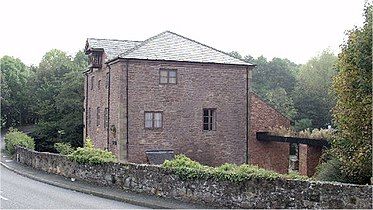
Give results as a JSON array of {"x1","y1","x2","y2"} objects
[{"x1": 256, "y1": 132, "x2": 331, "y2": 147}]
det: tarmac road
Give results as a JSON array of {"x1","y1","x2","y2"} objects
[
  {"x1": 0, "y1": 162, "x2": 146, "y2": 209},
  {"x1": 0, "y1": 130, "x2": 145, "y2": 209}
]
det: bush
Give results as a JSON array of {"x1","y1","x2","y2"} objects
[
  {"x1": 163, "y1": 154, "x2": 205, "y2": 170},
  {"x1": 54, "y1": 142, "x2": 74, "y2": 155},
  {"x1": 269, "y1": 126, "x2": 335, "y2": 140},
  {"x1": 163, "y1": 154, "x2": 302, "y2": 182},
  {"x1": 4, "y1": 128, "x2": 35, "y2": 155},
  {"x1": 315, "y1": 158, "x2": 348, "y2": 183},
  {"x1": 68, "y1": 139, "x2": 116, "y2": 164},
  {"x1": 285, "y1": 172, "x2": 309, "y2": 181}
]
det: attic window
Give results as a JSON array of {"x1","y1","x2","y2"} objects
[{"x1": 89, "y1": 51, "x2": 102, "y2": 68}]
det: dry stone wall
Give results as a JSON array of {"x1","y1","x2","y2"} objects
[{"x1": 15, "y1": 147, "x2": 372, "y2": 209}]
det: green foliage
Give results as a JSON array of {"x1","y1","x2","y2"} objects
[
  {"x1": 163, "y1": 154, "x2": 205, "y2": 169},
  {"x1": 265, "y1": 88, "x2": 297, "y2": 119},
  {"x1": 252, "y1": 56, "x2": 298, "y2": 119},
  {"x1": 163, "y1": 154, "x2": 306, "y2": 182},
  {"x1": 252, "y1": 56, "x2": 298, "y2": 94},
  {"x1": 293, "y1": 50, "x2": 338, "y2": 128},
  {"x1": 4, "y1": 128, "x2": 35, "y2": 155},
  {"x1": 285, "y1": 172, "x2": 309, "y2": 181},
  {"x1": 68, "y1": 139, "x2": 116, "y2": 164},
  {"x1": 0, "y1": 56, "x2": 34, "y2": 128},
  {"x1": 269, "y1": 126, "x2": 334, "y2": 140},
  {"x1": 84, "y1": 138, "x2": 94, "y2": 149},
  {"x1": 331, "y1": 3, "x2": 372, "y2": 184},
  {"x1": 54, "y1": 142, "x2": 74, "y2": 155},
  {"x1": 293, "y1": 118, "x2": 313, "y2": 131},
  {"x1": 30, "y1": 50, "x2": 87, "y2": 151},
  {"x1": 315, "y1": 158, "x2": 347, "y2": 183}
]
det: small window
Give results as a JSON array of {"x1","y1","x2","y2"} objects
[
  {"x1": 90, "y1": 52, "x2": 102, "y2": 68},
  {"x1": 104, "y1": 108, "x2": 109, "y2": 128},
  {"x1": 145, "y1": 112, "x2": 163, "y2": 129},
  {"x1": 203, "y1": 109, "x2": 216, "y2": 131},
  {"x1": 90, "y1": 76, "x2": 94, "y2": 90},
  {"x1": 105, "y1": 72, "x2": 109, "y2": 89},
  {"x1": 98, "y1": 80, "x2": 101, "y2": 90},
  {"x1": 97, "y1": 107, "x2": 101, "y2": 126},
  {"x1": 159, "y1": 69, "x2": 177, "y2": 84},
  {"x1": 88, "y1": 107, "x2": 91, "y2": 126}
]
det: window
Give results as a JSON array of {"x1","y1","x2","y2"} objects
[
  {"x1": 98, "y1": 80, "x2": 101, "y2": 90},
  {"x1": 96, "y1": 107, "x2": 101, "y2": 126},
  {"x1": 105, "y1": 72, "x2": 109, "y2": 89},
  {"x1": 89, "y1": 52, "x2": 102, "y2": 68},
  {"x1": 203, "y1": 109, "x2": 216, "y2": 131},
  {"x1": 90, "y1": 76, "x2": 94, "y2": 90},
  {"x1": 145, "y1": 112, "x2": 163, "y2": 129},
  {"x1": 159, "y1": 69, "x2": 177, "y2": 84},
  {"x1": 88, "y1": 107, "x2": 91, "y2": 126},
  {"x1": 104, "y1": 108, "x2": 109, "y2": 128}
]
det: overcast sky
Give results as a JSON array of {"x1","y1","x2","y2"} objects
[{"x1": 0, "y1": 0, "x2": 366, "y2": 65}]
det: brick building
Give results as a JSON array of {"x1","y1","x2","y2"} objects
[{"x1": 84, "y1": 31, "x2": 291, "y2": 173}]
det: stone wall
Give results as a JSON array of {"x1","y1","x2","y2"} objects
[{"x1": 15, "y1": 147, "x2": 372, "y2": 209}]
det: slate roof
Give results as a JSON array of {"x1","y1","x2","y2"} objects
[
  {"x1": 86, "y1": 38, "x2": 141, "y2": 60},
  {"x1": 86, "y1": 31, "x2": 253, "y2": 66}
]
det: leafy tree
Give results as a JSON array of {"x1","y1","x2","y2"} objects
[
  {"x1": 30, "y1": 50, "x2": 87, "y2": 151},
  {"x1": 253, "y1": 56, "x2": 298, "y2": 95},
  {"x1": 293, "y1": 118, "x2": 313, "y2": 131},
  {"x1": 229, "y1": 51, "x2": 243, "y2": 60},
  {"x1": 293, "y1": 50, "x2": 338, "y2": 128},
  {"x1": 330, "y1": 4, "x2": 372, "y2": 184},
  {"x1": 0, "y1": 56, "x2": 34, "y2": 127},
  {"x1": 229, "y1": 52, "x2": 299, "y2": 119},
  {"x1": 265, "y1": 87, "x2": 297, "y2": 119}
]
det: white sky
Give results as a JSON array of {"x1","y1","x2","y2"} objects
[{"x1": 0, "y1": 0, "x2": 366, "y2": 65}]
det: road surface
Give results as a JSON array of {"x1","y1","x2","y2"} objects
[
  {"x1": 0, "y1": 164, "x2": 145, "y2": 209},
  {"x1": 0, "y1": 130, "x2": 145, "y2": 209}
]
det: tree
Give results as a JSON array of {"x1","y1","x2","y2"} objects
[
  {"x1": 31, "y1": 50, "x2": 87, "y2": 151},
  {"x1": 252, "y1": 56, "x2": 298, "y2": 96},
  {"x1": 229, "y1": 52, "x2": 299, "y2": 120},
  {"x1": 331, "y1": 3, "x2": 372, "y2": 184},
  {"x1": 265, "y1": 87, "x2": 297, "y2": 119},
  {"x1": 0, "y1": 56, "x2": 34, "y2": 127},
  {"x1": 293, "y1": 50, "x2": 338, "y2": 128}
]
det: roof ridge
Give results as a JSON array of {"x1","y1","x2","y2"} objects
[
  {"x1": 118, "y1": 31, "x2": 169, "y2": 58},
  {"x1": 87, "y1": 38, "x2": 142, "y2": 43},
  {"x1": 164, "y1": 31, "x2": 252, "y2": 65}
]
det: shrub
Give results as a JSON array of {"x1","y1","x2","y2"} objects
[
  {"x1": 285, "y1": 172, "x2": 309, "y2": 181},
  {"x1": 54, "y1": 142, "x2": 74, "y2": 155},
  {"x1": 293, "y1": 118, "x2": 313, "y2": 131},
  {"x1": 315, "y1": 158, "x2": 348, "y2": 183},
  {"x1": 269, "y1": 126, "x2": 335, "y2": 140},
  {"x1": 163, "y1": 154, "x2": 205, "y2": 170},
  {"x1": 68, "y1": 139, "x2": 116, "y2": 164},
  {"x1": 4, "y1": 128, "x2": 35, "y2": 155},
  {"x1": 163, "y1": 154, "x2": 291, "y2": 182},
  {"x1": 331, "y1": 3, "x2": 372, "y2": 184}
]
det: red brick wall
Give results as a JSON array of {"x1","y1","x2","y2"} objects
[
  {"x1": 299, "y1": 144, "x2": 323, "y2": 177},
  {"x1": 84, "y1": 53, "x2": 110, "y2": 150},
  {"x1": 126, "y1": 60, "x2": 249, "y2": 166},
  {"x1": 249, "y1": 93, "x2": 291, "y2": 174},
  {"x1": 85, "y1": 57, "x2": 292, "y2": 171}
]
